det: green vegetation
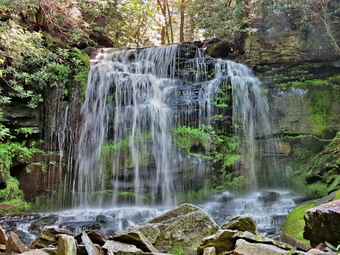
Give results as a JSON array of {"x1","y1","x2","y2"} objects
[
  {"x1": 288, "y1": 132, "x2": 340, "y2": 199},
  {"x1": 282, "y1": 189, "x2": 340, "y2": 243},
  {"x1": 281, "y1": 202, "x2": 315, "y2": 244},
  {"x1": 172, "y1": 126, "x2": 211, "y2": 153},
  {"x1": 0, "y1": 176, "x2": 31, "y2": 214},
  {"x1": 169, "y1": 242, "x2": 184, "y2": 255}
]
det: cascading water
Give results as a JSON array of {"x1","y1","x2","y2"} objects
[
  {"x1": 73, "y1": 44, "x2": 284, "y2": 207},
  {"x1": 0, "y1": 44, "x2": 297, "y2": 241}
]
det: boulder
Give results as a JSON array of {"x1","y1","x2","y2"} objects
[
  {"x1": 258, "y1": 191, "x2": 280, "y2": 205},
  {"x1": 205, "y1": 40, "x2": 233, "y2": 58},
  {"x1": 6, "y1": 232, "x2": 29, "y2": 253},
  {"x1": 234, "y1": 231, "x2": 294, "y2": 251},
  {"x1": 103, "y1": 240, "x2": 143, "y2": 254},
  {"x1": 42, "y1": 247, "x2": 58, "y2": 255},
  {"x1": 197, "y1": 229, "x2": 237, "y2": 255},
  {"x1": 222, "y1": 215, "x2": 257, "y2": 234},
  {"x1": 234, "y1": 239, "x2": 294, "y2": 255},
  {"x1": 0, "y1": 226, "x2": 7, "y2": 244},
  {"x1": 30, "y1": 227, "x2": 74, "y2": 249},
  {"x1": 21, "y1": 250, "x2": 50, "y2": 255},
  {"x1": 112, "y1": 231, "x2": 159, "y2": 253},
  {"x1": 304, "y1": 199, "x2": 340, "y2": 247},
  {"x1": 81, "y1": 231, "x2": 100, "y2": 255},
  {"x1": 76, "y1": 230, "x2": 106, "y2": 246},
  {"x1": 126, "y1": 203, "x2": 219, "y2": 255},
  {"x1": 58, "y1": 234, "x2": 77, "y2": 255},
  {"x1": 279, "y1": 233, "x2": 311, "y2": 252},
  {"x1": 203, "y1": 247, "x2": 216, "y2": 255}
]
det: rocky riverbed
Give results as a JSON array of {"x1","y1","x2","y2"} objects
[{"x1": 0, "y1": 199, "x2": 339, "y2": 255}]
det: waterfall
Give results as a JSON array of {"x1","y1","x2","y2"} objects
[{"x1": 72, "y1": 44, "x2": 282, "y2": 207}]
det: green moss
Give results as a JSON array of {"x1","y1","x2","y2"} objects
[
  {"x1": 169, "y1": 242, "x2": 184, "y2": 255},
  {"x1": 281, "y1": 202, "x2": 316, "y2": 244},
  {"x1": 306, "y1": 89, "x2": 333, "y2": 136},
  {"x1": 333, "y1": 190, "x2": 340, "y2": 200},
  {"x1": 0, "y1": 198, "x2": 31, "y2": 214},
  {"x1": 0, "y1": 176, "x2": 31, "y2": 214}
]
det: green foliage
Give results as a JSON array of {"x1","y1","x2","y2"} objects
[
  {"x1": 0, "y1": 176, "x2": 31, "y2": 214},
  {"x1": 305, "y1": 182, "x2": 328, "y2": 199},
  {"x1": 0, "y1": 21, "x2": 89, "y2": 109},
  {"x1": 188, "y1": 0, "x2": 252, "y2": 40},
  {"x1": 169, "y1": 242, "x2": 184, "y2": 255},
  {"x1": 0, "y1": 176, "x2": 22, "y2": 201},
  {"x1": 217, "y1": 174, "x2": 249, "y2": 193},
  {"x1": 172, "y1": 126, "x2": 211, "y2": 153},
  {"x1": 78, "y1": 0, "x2": 160, "y2": 47},
  {"x1": 306, "y1": 89, "x2": 332, "y2": 135},
  {"x1": 281, "y1": 202, "x2": 315, "y2": 244},
  {"x1": 178, "y1": 185, "x2": 215, "y2": 203}
]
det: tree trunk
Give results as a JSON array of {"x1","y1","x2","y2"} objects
[{"x1": 179, "y1": 0, "x2": 185, "y2": 42}]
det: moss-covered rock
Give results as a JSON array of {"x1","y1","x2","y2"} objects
[
  {"x1": 126, "y1": 203, "x2": 219, "y2": 255},
  {"x1": 281, "y1": 190, "x2": 340, "y2": 243},
  {"x1": 222, "y1": 215, "x2": 257, "y2": 234}
]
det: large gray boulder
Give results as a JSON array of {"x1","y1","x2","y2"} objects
[
  {"x1": 222, "y1": 215, "x2": 257, "y2": 234},
  {"x1": 197, "y1": 229, "x2": 237, "y2": 255},
  {"x1": 234, "y1": 239, "x2": 294, "y2": 255},
  {"x1": 126, "y1": 203, "x2": 219, "y2": 255},
  {"x1": 304, "y1": 199, "x2": 340, "y2": 247}
]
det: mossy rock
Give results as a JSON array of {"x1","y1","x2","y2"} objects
[{"x1": 281, "y1": 190, "x2": 340, "y2": 243}]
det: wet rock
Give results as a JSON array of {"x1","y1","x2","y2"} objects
[
  {"x1": 6, "y1": 232, "x2": 29, "y2": 253},
  {"x1": 197, "y1": 229, "x2": 237, "y2": 255},
  {"x1": 222, "y1": 215, "x2": 257, "y2": 234},
  {"x1": 234, "y1": 239, "x2": 294, "y2": 255},
  {"x1": 205, "y1": 40, "x2": 233, "y2": 59},
  {"x1": 76, "y1": 230, "x2": 106, "y2": 246},
  {"x1": 203, "y1": 247, "x2": 216, "y2": 255},
  {"x1": 21, "y1": 250, "x2": 50, "y2": 255},
  {"x1": 29, "y1": 216, "x2": 59, "y2": 235},
  {"x1": 58, "y1": 234, "x2": 77, "y2": 255},
  {"x1": 279, "y1": 233, "x2": 311, "y2": 252},
  {"x1": 112, "y1": 230, "x2": 158, "y2": 253},
  {"x1": 30, "y1": 227, "x2": 74, "y2": 249},
  {"x1": 103, "y1": 240, "x2": 142, "y2": 254},
  {"x1": 234, "y1": 231, "x2": 294, "y2": 251},
  {"x1": 258, "y1": 191, "x2": 280, "y2": 205},
  {"x1": 81, "y1": 231, "x2": 100, "y2": 255},
  {"x1": 306, "y1": 248, "x2": 338, "y2": 254},
  {"x1": 0, "y1": 226, "x2": 7, "y2": 244},
  {"x1": 304, "y1": 200, "x2": 340, "y2": 247},
  {"x1": 127, "y1": 203, "x2": 219, "y2": 255},
  {"x1": 42, "y1": 247, "x2": 58, "y2": 255}
]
